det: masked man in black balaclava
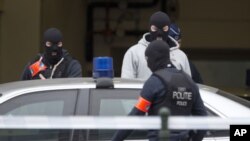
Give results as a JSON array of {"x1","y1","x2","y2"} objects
[
  {"x1": 148, "y1": 11, "x2": 171, "y2": 42},
  {"x1": 121, "y1": 11, "x2": 192, "y2": 80},
  {"x1": 169, "y1": 23, "x2": 204, "y2": 84},
  {"x1": 21, "y1": 28, "x2": 82, "y2": 80},
  {"x1": 43, "y1": 28, "x2": 64, "y2": 65},
  {"x1": 112, "y1": 40, "x2": 207, "y2": 141}
]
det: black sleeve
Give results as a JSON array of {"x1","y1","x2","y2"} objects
[
  {"x1": 20, "y1": 63, "x2": 32, "y2": 80},
  {"x1": 140, "y1": 75, "x2": 164, "y2": 102},
  {"x1": 111, "y1": 108, "x2": 145, "y2": 141},
  {"x1": 66, "y1": 60, "x2": 82, "y2": 77},
  {"x1": 189, "y1": 61, "x2": 203, "y2": 84}
]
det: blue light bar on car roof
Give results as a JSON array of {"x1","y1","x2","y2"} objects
[{"x1": 93, "y1": 57, "x2": 114, "y2": 79}]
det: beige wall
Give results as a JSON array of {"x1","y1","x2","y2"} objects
[{"x1": 0, "y1": 0, "x2": 41, "y2": 83}]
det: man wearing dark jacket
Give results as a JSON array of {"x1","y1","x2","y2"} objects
[
  {"x1": 112, "y1": 40, "x2": 207, "y2": 141},
  {"x1": 21, "y1": 28, "x2": 82, "y2": 80},
  {"x1": 169, "y1": 23, "x2": 203, "y2": 84}
]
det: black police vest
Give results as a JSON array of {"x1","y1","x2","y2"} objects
[
  {"x1": 30, "y1": 55, "x2": 72, "y2": 79},
  {"x1": 148, "y1": 68, "x2": 195, "y2": 116}
]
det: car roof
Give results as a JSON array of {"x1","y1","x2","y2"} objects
[{"x1": 0, "y1": 78, "x2": 144, "y2": 96}]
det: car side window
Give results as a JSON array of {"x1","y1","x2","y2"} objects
[
  {"x1": 0, "y1": 89, "x2": 77, "y2": 115},
  {"x1": 0, "y1": 89, "x2": 78, "y2": 141},
  {"x1": 90, "y1": 89, "x2": 140, "y2": 116},
  {"x1": 99, "y1": 99, "x2": 136, "y2": 116},
  {"x1": 6, "y1": 100, "x2": 64, "y2": 115},
  {"x1": 88, "y1": 89, "x2": 146, "y2": 140}
]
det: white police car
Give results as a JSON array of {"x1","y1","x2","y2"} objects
[{"x1": 0, "y1": 77, "x2": 249, "y2": 141}]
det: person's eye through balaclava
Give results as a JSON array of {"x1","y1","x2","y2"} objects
[
  {"x1": 145, "y1": 40, "x2": 171, "y2": 72},
  {"x1": 149, "y1": 11, "x2": 171, "y2": 42},
  {"x1": 43, "y1": 28, "x2": 63, "y2": 65}
]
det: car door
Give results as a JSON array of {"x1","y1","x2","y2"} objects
[
  {"x1": 0, "y1": 89, "x2": 78, "y2": 141},
  {"x1": 87, "y1": 88, "x2": 146, "y2": 141},
  {"x1": 73, "y1": 87, "x2": 230, "y2": 141},
  {"x1": 86, "y1": 88, "x2": 226, "y2": 141}
]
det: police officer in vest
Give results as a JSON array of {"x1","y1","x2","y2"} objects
[
  {"x1": 21, "y1": 28, "x2": 82, "y2": 80},
  {"x1": 112, "y1": 40, "x2": 207, "y2": 141}
]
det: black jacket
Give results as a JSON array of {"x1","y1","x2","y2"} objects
[
  {"x1": 189, "y1": 61, "x2": 203, "y2": 84},
  {"x1": 112, "y1": 67, "x2": 207, "y2": 141},
  {"x1": 21, "y1": 49, "x2": 82, "y2": 80}
]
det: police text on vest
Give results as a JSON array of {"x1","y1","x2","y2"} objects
[{"x1": 172, "y1": 87, "x2": 192, "y2": 106}]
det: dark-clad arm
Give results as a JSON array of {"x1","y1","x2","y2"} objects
[
  {"x1": 66, "y1": 60, "x2": 82, "y2": 77},
  {"x1": 189, "y1": 61, "x2": 203, "y2": 84},
  {"x1": 111, "y1": 108, "x2": 145, "y2": 141},
  {"x1": 20, "y1": 64, "x2": 32, "y2": 80}
]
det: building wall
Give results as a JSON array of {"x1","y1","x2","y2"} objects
[
  {"x1": 178, "y1": 0, "x2": 250, "y2": 88},
  {"x1": 179, "y1": 0, "x2": 250, "y2": 49}
]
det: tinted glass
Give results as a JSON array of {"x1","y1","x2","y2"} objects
[
  {"x1": 0, "y1": 129, "x2": 71, "y2": 141},
  {"x1": 100, "y1": 99, "x2": 136, "y2": 116},
  {"x1": 88, "y1": 89, "x2": 146, "y2": 140},
  {"x1": 0, "y1": 89, "x2": 78, "y2": 141},
  {"x1": 0, "y1": 90, "x2": 77, "y2": 115},
  {"x1": 6, "y1": 101, "x2": 64, "y2": 115},
  {"x1": 90, "y1": 89, "x2": 140, "y2": 115}
]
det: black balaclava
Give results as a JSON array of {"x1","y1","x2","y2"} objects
[
  {"x1": 149, "y1": 11, "x2": 171, "y2": 42},
  {"x1": 145, "y1": 40, "x2": 171, "y2": 72},
  {"x1": 43, "y1": 28, "x2": 63, "y2": 65}
]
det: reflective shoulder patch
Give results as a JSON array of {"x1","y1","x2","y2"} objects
[{"x1": 135, "y1": 96, "x2": 151, "y2": 113}]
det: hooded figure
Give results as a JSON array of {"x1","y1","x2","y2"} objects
[
  {"x1": 21, "y1": 28, "x2": 82, "y2": 80},
  {"x1": 149, "y1": 11, "x2": 171, "y2": 42},
  {"x1": 43, "y1": 28, "x2": 64, "y2": 65},
  {"x1": 169, "y1": 23, "x2": 203, "y2": 84},
  {"x1": 145, "y1": 40, "x2": 172, "y2": 72},
  {"x1": 169, "y1": 23, "x2": 181, "y2": 42},
  {"x1": 121, "y1": 11, "x2": 191, "y2": 80}
]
